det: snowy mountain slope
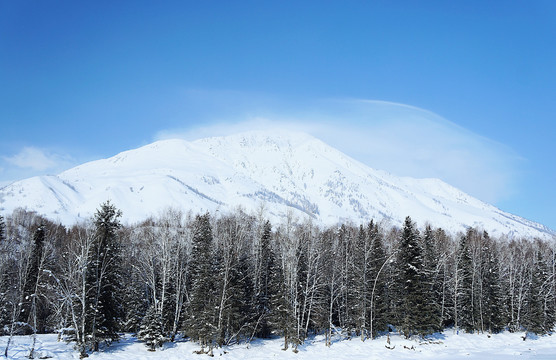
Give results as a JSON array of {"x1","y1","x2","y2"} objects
[{"x1": 0, "y1": 130, "x2": 553, "y2": 239}]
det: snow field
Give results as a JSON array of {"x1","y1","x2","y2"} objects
[{"x1": 2, "y1": 331, "x2": 556, "y2": 360}]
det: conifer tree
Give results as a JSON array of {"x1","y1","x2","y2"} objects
[
  {"x1": 84, "y1": 201, "x2": 123, "y2": 351},
  {"x1": 121, "y1": 273, "x2": 148, "y2": 334},
  {"x1": 0, "y1": 215, "x2": 5, "y2": 243},
  {"x1": 342, "y1": 226, "x2": 358, "y2": 337},
  {"x1": 161, "y1": 274, "x2": 177, "y2": 337},
  {"x1": 267, "y1": 237, "x2": 294, "y2": 350},
  {"x1": 367, "y1": 220, "x2": 388, "y2": 338},
  {"x1": 350, "y1": 225, "x2": 369, "y2": 339},
  {"x1": 20, "y1": 225, "x2": 47, "y2": 329},
  {"x1": 397, "y1": 216, "x2": 427, "y2": 337},
  {"x1": 185, "y1": 213, "x2": 217, "y2": 351},
  {"x1": 421, "y1": 225, "x2": 442, "y2": 333},
  {"x1": 255, "y1": 221, "x2": 273, "y2": 338},
  {"x1": 138, "y1": 304, "x2": 166, "y2": 351},
  {"x1": 220, "y1": 252, "x2": 253, "y2": 344},
  {"x1": 294, "y1": 233, "x2": 309, "y2": 346},
  {"x1": 480, "y1": 232, "x2": 506, "y2": 333},
  {"x1": 455, "y1": 230, "x2": 474, "y2": 333},
  {"x1": 525, "y1": 248, "x2": 551, "y2": 334}
]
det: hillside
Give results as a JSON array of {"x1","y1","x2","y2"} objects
[{"x1": 0, "y1": 130, "x2": 553, "y2": 239}]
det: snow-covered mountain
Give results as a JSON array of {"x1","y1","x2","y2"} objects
[{"x1": 0, "y1": 131, "x2": 553, "y2": 239}]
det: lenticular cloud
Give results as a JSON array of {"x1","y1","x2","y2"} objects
[{"x1": 157, "y1": 98, "x2": 520, "y2": 205}]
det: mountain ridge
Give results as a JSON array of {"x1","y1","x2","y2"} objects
[{"x1": 0, "y1": 130, "x2": 553, "y2": 239}]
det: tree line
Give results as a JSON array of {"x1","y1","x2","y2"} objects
[{"x1": 0, "y1": 202, "x2": 554, "y2": 357}]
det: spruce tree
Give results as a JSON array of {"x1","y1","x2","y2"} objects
[
  {"x1": 397, "y1": 216, "x2": 427, "y2": 337},
  {"x1": 161, "y1": 274, "x2": 177, "y2": 337},
  {"x1": 185, "y1": 213, "x2": 217, "y2": 351},
  {"x1": 421, "y1": 225, "x2": 442, "y2": 333},
  {"x1": 84, "y1": 201, "x2": 123, "y2": 351},
  {"x1": 456, "y1": 230, "x2": 474, "y2": 333},
  {"x1": 342, "y1": 226, "x2": 358, "y2": 337},
  {"x1": 525, "y1": 249, "x2": 550, "y2": 334},
  {"x1": 138, "y1": 304, "x2": 166, "y2": 351},
  {"x1": 480, "y1": 232, "x2": 506, "y2": 333},
  {"x1": 0, "y1": 215, "x2": 5, "y2": 243},
  {"x1": 350, "y1": 225, "x2": 369, "y2": 339},
  {"x1": 121, "y1": 273, "x2": 148, "y2": 334},
  {"x1": 267, "y1": 238, "x2": 294, "y2": 350},
  {"x1": 367, "y1": 220, "x2": 388, "y2": 338},
  {"x1": 255, "y1": 221, "x2": 273, "y2": 338},
  {"x1": 294, "y1": 234, "x2": 309, "y2": 346},
  {"x1": 20, "y1": 224, "x2": 47, "y2": 332},
  {"x1": 221, "y1": 252, "x2": 253, "y2": 344}
]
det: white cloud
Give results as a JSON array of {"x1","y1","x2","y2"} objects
[
  {"x1": 3, "y1": 147, "x2": 63, "y2": 171},
  {"x1": 4, "y1": 147, "x2": 58, "y2": 171},
  {"x1": 156, "y1": 98, "x2": 521, "y2": 204}
]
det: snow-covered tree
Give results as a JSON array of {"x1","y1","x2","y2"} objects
[
  {"x1": 396, "y1": 216, "x2": 428, "y2": 337},
  {"x1": 84, "y1": 201, "x2": 123, "y2": 351},
  {"x1": 524, "y1": 244, "x2": 553, "y2": 334},
  {"x1": 368, "y1": 220, "x2": 389, "y2": 338},
  {"x1": 455, "y1": 230, "x2": 474, "y2": 333},
  {"x1": 184, "y1": 213, "x2": 217, "y2": 352},
  {"x1": 0, "y1": 215, "x2": 5, "y2": 243},
  {"x1": 138, "y1": 304, "x2": 166, "y2": 351},
  {"x1": 254, "y1": 220, "x2": 273, "y2": 338},
  {"x1": 420, "y1": 225, "x2": 442, "y2": 333},
  {"x1": 479, "y1": 232, "x2": 507, "y2": 333},
  {"x1": 267, "y1": 244, "x2": 294, "y2": 350}
]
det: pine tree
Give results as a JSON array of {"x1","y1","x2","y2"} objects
[
  {"x1": 397, "y1": 216, "x2": 427, "y2": 337},
  {"x1": 0, "y1": 215, "x2": 5, "y2": 243},
  {"x1": 221, "y1": 252, "x2": 253, "y2": 344},
  {"x1": 255, "y1": 221, "x2": 273, "y2": 338},
  {"x1": 20, "y1": 224, "x2": 47, "y2": 333},
  {"x1": 342, "y1": 226, "x2": 358, "y2": 337},
  {"x1": 367, "y1": 221, "x2": 389, "y2": 338},
  {"x1": 294, "y1": 233, "x2": 309, "y2": 347},
  {"x1": 267, "y1": 238, "x2": 294, "y2": 350},
  {"x1": 185, "y1": 213, "x2": 217, "y2": 351},
  {"x1": 480, "y1": 232, "x2": 506, "y2": 333},
  {"x1": 420, "y1": 225, "x2": 442, "y2": 333},
  {"x1": 161, "y1": 273, "x2": 177, "y2": 337},
  {"x1": 455, "y1": 230, "x2": 474, "y2": 333},
  {"x1": 121, "y1": 273, "x2": 148, "y2": 334},
  {"x1": 525, "y1": 248, "x2": 550, "y2": 334},
  {"x1": 350, "y1": 225, "x2": 370, "y2": 339},
  {"x1": 138, "y1": 304, "x2": 166, "y2": 351},
  {"x1": 84, "y1": 201, "x2": 123, "y2": 351}
]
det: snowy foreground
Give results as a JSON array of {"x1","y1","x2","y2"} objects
[{"x1": 2, "y1": 331, "x2": 556, "y2": 360}]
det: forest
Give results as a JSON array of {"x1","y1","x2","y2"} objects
[{"x1": 0, "y1": 201, "x2": 554, "y2": 358}]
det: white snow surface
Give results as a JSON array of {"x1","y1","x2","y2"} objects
[
  {"x1": 2, "y1": 331, "x2": 556, "y2": 359},
  {"x1": 0, "y1": 130, "x2": 553, "y2": 239}
]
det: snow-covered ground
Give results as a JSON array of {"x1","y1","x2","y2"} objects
[{"x1": 2, "y1": 331, "x2": 555, "y2": 359}]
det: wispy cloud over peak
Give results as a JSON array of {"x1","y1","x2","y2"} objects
[{"x1": 155, "y1": 96, "x2": 522, "y2": 205}]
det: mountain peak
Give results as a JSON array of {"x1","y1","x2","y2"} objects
[
  {"x1": 193, "y1": 129, "x2": 322, "y2": 151},
  {"x1": 0, "y1": 131, "x2": 553, "y2": 240}
]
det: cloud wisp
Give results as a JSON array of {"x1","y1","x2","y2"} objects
[
  {"x1": 0, "y1": 147, "x2": 76, "y2": 186},
  {"x1": 3, "y1": 147, "x2": 63, "y2": 171},
  {"x1": 156, "y1": 98, "x2": 521, "y2": 205}
]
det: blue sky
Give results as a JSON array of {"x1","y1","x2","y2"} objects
[{"x1": 1, "y1": 1, "x2": 555, "y2": 230}]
